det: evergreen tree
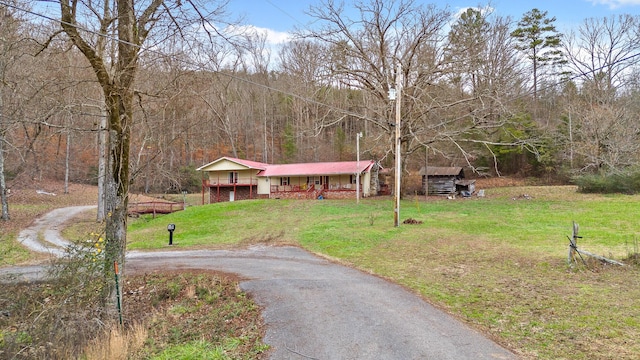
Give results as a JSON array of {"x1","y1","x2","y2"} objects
[
  {"x1": 511, "y1": 8, "x2": 566, "y2": 101},
  {"x1": 446, "y1": 8, "x2": 489, "y2": 95}
]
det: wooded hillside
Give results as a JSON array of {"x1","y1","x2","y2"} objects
[{"x1": 2, "y1": 1, "x2": 640, "y2": 195}]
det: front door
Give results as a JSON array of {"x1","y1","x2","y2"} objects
[{"x1": 229, "y1": 190, "x2": 235, "y2": 202}]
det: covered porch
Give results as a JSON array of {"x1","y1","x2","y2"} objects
[{"x1": 267, "y1": 173, "x2": 366, "y2": 200}]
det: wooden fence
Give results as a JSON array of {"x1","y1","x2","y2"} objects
[{"x1": 128, "y1": 201, "x2": 184, "y2": 218}]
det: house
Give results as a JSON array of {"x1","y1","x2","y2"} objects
[
  {"x1": 195, "y1": 157, "x2": 268, "y2": 202},
  {"x1": 419, "y1": 166, "x2": 475, "y2": 196},
  {"x1": 197, "y1": 157, "x2": 380, "y2": 203}
]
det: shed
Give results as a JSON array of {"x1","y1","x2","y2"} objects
[{"x1": 419, "y1": 166, "x2": 475, "y2": 196}]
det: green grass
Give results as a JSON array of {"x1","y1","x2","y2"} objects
[
  {"x1": 150, "y1": 339, "x2": 240, "y2": 360},
  {"x1": 0, "y1": 204, "x2": 52, "y2": 265},
  {"x1": 0, "y1": 233, "x2": 32, "y2": 266},
  {"x1": 127, "y1": 199, "x2": 304, "y2": 249},
  {"x1": 127, "y1": 186, "x2": 640, "y2": 359},
  {"x1": 132, "y1": 187, "x2": 639, "y2": 257}
]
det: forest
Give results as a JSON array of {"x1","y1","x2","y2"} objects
[{"x1": 1, "y1": 0, "x2": 639, "y2": 198}]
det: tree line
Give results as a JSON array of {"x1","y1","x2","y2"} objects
[{"x1": 2, "y1": 2, "x2": 639, "y2": 199}]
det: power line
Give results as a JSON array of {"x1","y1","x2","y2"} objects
[{"x1": 264, "y1": 0, "x2": 306, "y2": 27}]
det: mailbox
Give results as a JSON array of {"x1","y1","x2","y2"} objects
[{"x1": 167, "y1": 223, "x2": 175, "y2": 245}]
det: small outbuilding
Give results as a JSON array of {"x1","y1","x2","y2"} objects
[{"x1": 419, "y1": 166, "x2": 475, "y2": 196}]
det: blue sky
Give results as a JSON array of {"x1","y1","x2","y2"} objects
[{"x1": 227, "y1": 0, "x2": 640, "y2": 42}]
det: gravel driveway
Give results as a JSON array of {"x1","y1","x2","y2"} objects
[{"x1": 3, "y1": 206, "x2": 518, "y2": 359}]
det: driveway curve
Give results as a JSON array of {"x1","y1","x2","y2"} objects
[
  {"x1": 16, "y1": 205, "x2": 97, "y2": 257},
  {"x1": 4, "y1": 207, "x2": 517, "y2": 359}
]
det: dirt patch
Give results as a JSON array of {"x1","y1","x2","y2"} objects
[
  {"x1": 403, "y1": 218, "x2": 423, "y2": 224},
  {"x1": 473, "y1": 177, "x2": 526, "y2": 189}
]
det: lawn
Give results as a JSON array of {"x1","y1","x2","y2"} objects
[{"x1": 127, "y1": 185, "x2": 640, "y2": 359}]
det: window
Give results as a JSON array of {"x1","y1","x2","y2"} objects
[
  {"x1": 228, "y1": 172, "x2": 238, "y2": 184},
  {"x1": 350, "y1": 175, "x2": 357, "y2": 184},
  {"x1": 280, "y1": 177, "x2": 290, "y2": 186}
]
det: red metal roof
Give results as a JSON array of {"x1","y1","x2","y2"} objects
[
  {"x1": 258, "y1": 160, "x2": 375, "y2": 177},
  {"x1": 223, "y1": 157, "x2": 269, "y2": 169}
]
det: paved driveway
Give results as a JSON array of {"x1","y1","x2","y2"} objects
[{"x1": 3, "y1": 206, "x2": 517, "y2": 359}]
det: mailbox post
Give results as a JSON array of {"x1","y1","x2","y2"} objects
[
  {"x1": 182, "y1": 190, "x2": 188, "y2": 208},
  {"x1": 167, "y1": 223, "x2": 175, "y2": 245}
]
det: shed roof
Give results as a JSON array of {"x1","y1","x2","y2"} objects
[
  {"x1": 258, "y1": 160, "x2": 375, "y2": 177},
  {"x1": 419, "y1": 166, "x2": 464, "y2": 177}
]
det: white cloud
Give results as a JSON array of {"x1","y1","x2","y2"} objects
[
  {"x1": 590, "y1": 0, "x2": 640, "y2": 9},
  {"x1": 224, "y1": 24, "x2": 291, "y2": 45},
  {"x1": 258, "y1": 27, "x2": 292, "y2": 45}
]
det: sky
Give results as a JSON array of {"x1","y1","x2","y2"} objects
[{"x1": 226, "y1": 0, "x2": 640, "y2": 44}]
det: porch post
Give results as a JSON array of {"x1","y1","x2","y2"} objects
[
  {"x1": 356, "y1": 132, "x2": 362, "y2": 203},
  {"x1": 217, "y1": 173, "x2": 220, "y2": 202}
]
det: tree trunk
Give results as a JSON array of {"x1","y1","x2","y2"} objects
[
  {"x1": 59, "y1": 0, "x2": 151, "y2": 307},
  {"x1": 64, "y1": 128, "x2": 71, "y2": 194},
  {"x1": 0, "y1": 54, "x2": 8, "y2": 221},
  {"x1": 97, "y1": 106, "x2": 107, "y2": 222},
  {"x1": 0, "y1": 128, "x2": 8, "y2": 221},
  {"x1": 102, "y1": 90, "x2": 131, "y2": 300}
]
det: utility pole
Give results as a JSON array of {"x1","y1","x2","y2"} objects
[
  {"x1": 393, "y1": 63, "x2": 402, "y2": 227},
  {"x1": 425, "y1": 145, "x2": 428, "y2": 201},
  {"x1": 356, "y1": 132, "x2": 363, "y2": 204}
]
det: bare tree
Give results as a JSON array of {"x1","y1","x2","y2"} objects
[
  {"x1": 301, "y1": 0, "x2": 452, "y2": 171},
  {"x1": 55, "y1": 0, "x2": 232, "y2": 304},
  {"x1": 1, "y1": 1, "x2": 34, "y2": 220},
  {"x1": 572, "y1": 103, "x2": 640, "y2": 172},
  {"x1": 0, "y1": 4, "x2": 15, "y2": 220},
  {"x1": 563, "y1": 15, "x2": 640, "y2": 105},
  {"x1": 301, "y1": 0, "x2": 527, "y2": 185},
  {"x1": 561, "y1": 15, "x2": 640, "y2": 173},
  {"x1": 57, "y1": 0, "x2": 163, "y2": 293}
]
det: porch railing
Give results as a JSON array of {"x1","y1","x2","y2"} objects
[
  {"x1": 204, "y1": 179, "x2": 258, "y2": 186},
  {"x1": 270, "y1": 183, "x2": 358, "y2": 193}
]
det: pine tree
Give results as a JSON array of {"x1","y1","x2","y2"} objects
[{"x1": 511, "y1": 8, "x2": 566, "y2": 101}]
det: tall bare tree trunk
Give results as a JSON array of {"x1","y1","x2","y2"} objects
[
  {"x1": 59, "y1": 0, "x2": 163, "y2": 306},
  {"x1": 64, "y1": 127, "x2": 70, "y2": 194},
  {"x1": 97, "y1": 107, "x2": 107, "y2": 222},
  {"x1": 0, "y1": 106, "x2": 8, "y2": 220},
  {"x1": 0, "y1": 33, "x2": 8, "y2": 221}
]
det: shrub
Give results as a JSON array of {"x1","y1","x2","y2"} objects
[
  {"x1": 573, "y1": 170, "x2": 640, "y2": 194},
  {"x1": 0, "y1": 243, "x2": 110, "y2": 359}
]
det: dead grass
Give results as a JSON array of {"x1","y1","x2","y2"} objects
[
  {"x1": 83, "y1": 323, "x2": 148, "y2": 360},
  {"x1": 356, "y1": 235, "x2": 640, "y2": 359},
  {"x1": 0, "y1": 270, "x2": 267, "y2": 360}
]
